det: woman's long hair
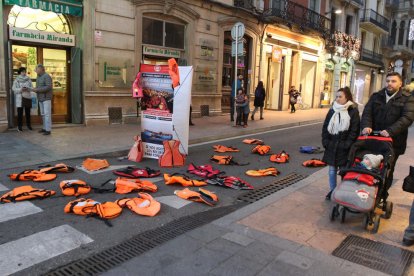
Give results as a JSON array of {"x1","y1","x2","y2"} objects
[{"x1": 337, "y1": 86, "x2": 354, "y2": 103}]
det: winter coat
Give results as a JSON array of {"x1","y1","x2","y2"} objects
[
  {"x1": 322, "y1": 105, "x2": 360, "y2": 166},
  {"x1": 254, "y1": 87, "x2": 266, "y2": 107},
  {"x1": 361, "y1": 88, "x2": 414, "y2": 155},
  {"x1": 289, "y1": 90, "x2": 300, "y2": 104},
  {"x1": 36, "y1": 72, "x2": 53, "y2": 102},
  {"x1": 12, "y1": 75, "x2": 32, "y2": 108}
]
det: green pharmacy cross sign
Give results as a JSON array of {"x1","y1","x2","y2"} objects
[{"x1": 4, "y1": 0, "x2": 83, "y2": 17}]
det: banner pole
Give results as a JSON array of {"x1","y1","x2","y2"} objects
[{"x1": 233, "y1": 27, "x2": 238, "y2": 127}]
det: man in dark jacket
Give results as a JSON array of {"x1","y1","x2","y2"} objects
[{"x1": 361, "y1": 72, "x2": 414, "y2": 200}]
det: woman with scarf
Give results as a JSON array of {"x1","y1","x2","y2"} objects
[
  {"x1": 322, "y1": 87, "x2": 360, "y2": 200},
  {"x1": 12, "y1": 67, "x2": 33, "y2": 131}
]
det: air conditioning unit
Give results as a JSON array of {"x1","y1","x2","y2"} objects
[{"x1": 255, "y1": 0, "x2": 264, "y2": 11}]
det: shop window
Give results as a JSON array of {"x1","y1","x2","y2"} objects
[
  {"x1": 7, "y1": 5, "x2": 70, "y2": 34},
  {"x1": 142, "y1": 17, "x2": 185, "y2": 49}
]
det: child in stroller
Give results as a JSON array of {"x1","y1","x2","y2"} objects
[{"x1": 330, "y1": 133, "x2": 394, "y2": 233}]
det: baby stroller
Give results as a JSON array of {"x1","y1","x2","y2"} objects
[{"x1": 330, "y1": 133, "x2": 394, "y2": 233}]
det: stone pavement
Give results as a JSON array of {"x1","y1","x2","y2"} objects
[
  {"x1": 0, "y1": 108, "x2": 326, "y2": 169},
  {"x1": 102, "y1": 131, "x2": 414, "y2": 275}
]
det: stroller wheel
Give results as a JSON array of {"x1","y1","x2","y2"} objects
[
  {"x1": 382, "y1": 201, "x2": 393, "y2": 219},
  {"x1": 330, "y1": 206, "x2": 338, "y2": 221},
  {"x1": 340, "y1": 207, "x2": 346, "y2": 223}
]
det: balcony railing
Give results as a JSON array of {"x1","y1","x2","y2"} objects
[
  {"x1": 263, "y1": 0, "x2": 331, "y2": 36},
  {"x1": 234, "y1": 0, "x2": 255, "y2": 9},
  {"x1": 360, "y1": 9, "x2": 390, "y2": 32},
  {"x1": 360, "y1": 48, "x2": 384, "y2": 66}
]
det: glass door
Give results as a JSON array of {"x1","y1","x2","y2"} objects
[
  {"x1": 11, "y1": 45, "x2": 70, "y2": 125},
  {"x1": 43, "y1": 48, "x2": 69, "y2": 122}
]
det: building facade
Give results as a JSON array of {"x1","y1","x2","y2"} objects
[
  {"x1": 382, "y1": 0, "x2": 414, "y2": 84},
  {"x1": 0, "y1": 0, "x2": 337, "y2": 131}
]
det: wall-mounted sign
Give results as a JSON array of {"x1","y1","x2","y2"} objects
[
  {"x1": 4, "y1": 0, "x2": 83, "y2": 16},
  {"x1": 195, "y1": 63, "x2": 217, "y2": 84},
  {"x1": 143, "y1": 45, "x2": 181, "y2": 58},
  {"x1": 9, "y1": 26, "x2": 75, "y2": 46},
  {"x1": 98, "y1": 56, "x2": 131, "y2": 88},
  {"x1": 272, "y1": 46, "x2": 282, "y2": 63}
]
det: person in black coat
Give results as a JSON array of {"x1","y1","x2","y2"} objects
[
  {"x1": 322, "y1": 87, "x2": 360, "y2": 200},
  {"x1": 251, "y1": 81, "x2": 266, "y2": 120},
  {"x1": 288, "y1": 86, "x2": 300, "y2": 113},
  {"x1": 361, "y1": 72, "x2": 414, "y2": 200}
]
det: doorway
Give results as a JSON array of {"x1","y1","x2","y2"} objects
[
  {"x1": 266, "y1": 56, "x2": 285, "y2": 110},
  {"x1": 300, "y1": 60, "x2": 317, "y2": 108},
  {"x1": 11, "y1": 45, "x2": 70, "y2": 124}
]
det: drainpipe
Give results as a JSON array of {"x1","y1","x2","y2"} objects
[{"x1": 258, "y1": 24, "x2": 268, "y2": 82}]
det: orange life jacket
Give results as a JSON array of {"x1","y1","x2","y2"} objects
[
  {"x1": 213, "y1": 145, "x2": 240, "y2": 153},
  {"x1": 245, "y1": 167, "x2": 280, "y2": 177},
  {"x1": 103, "y1": 178, "x2": 158, "y2": 194},
  {"x1": 159, "y1": 140, "x2": 186, "y2": 167},
  {"x1": 116, "y1": 193, "x2": 161, "y2": 217},
  {"x1": 164, "y1": 173, "x2": 207, "y2": 187},
  {"x1": 60, "y1": 180, "x2": 91, "y2": 197},
  {"x1": 174, "y1": 187, "x2": 218, "y2": 206},
  {"x1": 210, "y1": 155, "x2": 248, "y2": 166},
  {"x1": 128, "y1": 136, "x2": 143, "y2": 162},
  {"x1": 8, "y1": 170, "x2": 57, "y2": 182},
  {"x1": 82, "y1": 158, "x2": 110, "y2": 171},
  {"x1": 0, "y1": 185, "x2": 55, "y2": 203},
  {"x1": 64, "y1": 198, "x2": 122, "y2": 226},
  {"x1": 252, "y1": 145, "x2": 271, "y2": 155},
  {"x1": 168, "y1": 58, "x2": 180, "y2": 88},
  {"x1": 302, "y1": 159, "x2": 327, "y2": 167},
  {"x1": 269, "y1": 151, "x2": 290, "y2": 163},
  {"x1": 243, "y1": 138, "x2": 264, "y2": 145},
  {"x1": 39, "y1": 163, "x2": 75, "y2": 173}
]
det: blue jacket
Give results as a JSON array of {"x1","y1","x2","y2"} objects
[{"x1": 231, "y1": 79, "x2": 242, "y2": 98}]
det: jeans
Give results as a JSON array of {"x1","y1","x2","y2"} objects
[
  {"x1": 17, "y1": 107, "x2": 31, "y2": 129},
  {"x1": 329, "y1": 165, "x2": 338, "y2": 192},
  {"x1": 236, "y1": 106, "x2": 244, "y2": 125},
  {"x1": 404, "y1": 200, "x2": 414, "y2": 240},
  {"x1": 39, "y1": 100, "x2": 52, "y2": 131},
  {"x1": 251, "y1": 106, "x2": 263, "y2": 119},
  {"x1": 290, "y1": 103, "x2": 296, "y2": 113}
]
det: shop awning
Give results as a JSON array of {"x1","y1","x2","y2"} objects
[{"x1": 4, "y1": 0, "x2": 83, "y2": 17}]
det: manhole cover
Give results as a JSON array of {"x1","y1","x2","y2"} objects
[
  {"x1": 333, "y1": 235, "x2": 414, "y2": 276},
  {"x1": 237, "y1": 173, "x2": 305, "y2": 204},
  {"x1": 44, "y1": 203, "x2": 244, "y2": 276}
]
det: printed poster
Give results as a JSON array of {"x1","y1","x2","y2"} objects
[{"x1": 139, "y1": 64, "x2": 192, "y2": 159}]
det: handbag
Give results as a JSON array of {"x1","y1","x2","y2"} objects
[
  {"x1": 128, "y1": 136, "x2": 143, "y2": 162},
  {"x1": 403, "y1": 166, "x2": 414, "y2": 193}
]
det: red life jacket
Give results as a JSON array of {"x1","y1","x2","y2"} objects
[{"x1": 187, "y1": 163, "x2": 224, "y2": 178}]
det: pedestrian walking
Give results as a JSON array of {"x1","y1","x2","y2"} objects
[
  {"x1": 361, "y1": 72, "x2": 414, "y2": 200},
  {"x1": 288, "y1": 86, "x2": 300, "y2": 113},
  {"x1": 322, "y1": 87, "x2": 360, "y2": 200},
  {"x1": 230, "y1": 75, "x2": 243, "y2": 122},
  {"x1": 32, "y1": 64, "x2": 53, "y2": 135},
  {"x1": 12, "y1": 67, "x2": 33, "y2": 132},
  {"x1": 251, "y1": 81, "x2": 265, "y2": 120}
]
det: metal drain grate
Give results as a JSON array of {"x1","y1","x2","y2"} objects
[
  {"x1": 44, "y1": 203, "x2": 243, "y2": 276},
  {"x1": 108, "y1": 107, "x2": 122, "y2": 124},
  {"x1": 238, "y1": 173, "x2": 305, "y2": 204},
  {"x1": 333, "y1": 234, "x2": 414, "y2": 276}
]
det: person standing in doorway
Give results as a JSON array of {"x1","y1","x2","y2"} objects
[
  {"x1": 32, "y1": 64, "x2": 53, "y2": 135},
  {"x1": 251, "y1": 81, "x2": 265, "y2": 120},
  {"x1": 231, "y1": 75, "x2": 243, "y2": 121},
  {"x1": 288, "y1": 86, "x2": 300, "y2": 113},
  {"x1": 12, "y1": 67, "x2": 33, "y2": 132},
  {"x1": 321, "y1": 87, "x2": 360, "y2": 200}
]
